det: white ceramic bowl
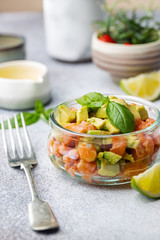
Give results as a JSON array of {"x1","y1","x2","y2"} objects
[
  {"x1": 0, "y1": 60, "x2": 51, "y2": 110},
  {"x1": 92, "y1": 33, "x2": 160, "y2": 83}
]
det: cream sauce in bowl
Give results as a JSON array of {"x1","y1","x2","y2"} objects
[
  {"x1": 0, "y1": 60, "x2": 51, "y2": 110},
  {"x1": 0, "y1": 65, "x2": 44, "y2": 81}
]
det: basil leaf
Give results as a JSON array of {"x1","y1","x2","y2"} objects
[
  {"x1": 39, "y1": 113, "x2": 48, "y2": 123},
  {"x1": 45, "y1": 108, "x2": 52, "y2": 121},
  {"x1": 106, "y1": 96, "x2": 110, "y2": 102},
  {"x1": 22, "y1": 112, "x2": 40, "y2": 126},
  {"x1": 106, "y1": 102, "x2": 135, "y2": 133},
  {"x1": 0, "y1": 100, "x2": 52, "y2": 129},
  {"x1": 40, "y1": 108, "x2": 52, "y2": 123},
  {"x1": 35, "y1": 100, "x2": 52, "y2": 123},
  {"x1": 35, "y1": 100, "x2": 45, "y2": 114},
  {"x1": 76, "y1": 92, "x2": 107, "y2": 110},
  {"x1": 0, "y1": 113, "x2": 40, "y2": 129},
  {"x1": 76, "y1": 92, "x2": 106, "y2": 105}
]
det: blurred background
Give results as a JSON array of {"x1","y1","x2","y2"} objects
[
  {"x1": 0, "y1": 0, "x2": 155, "y2": 11},
  {"x1": 0, "y1": 0, "x2": 160, "y2": 95},
  {"x1": 0, "y1": 0, "x2": 43, "y2": 11},
  {"x1": 0, "y1": 1, "x2": 160, "y2": 107}
]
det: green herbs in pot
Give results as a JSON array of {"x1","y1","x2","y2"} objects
[{"x1": 93, "y1": 0, "x2": 160, "y2": 44}]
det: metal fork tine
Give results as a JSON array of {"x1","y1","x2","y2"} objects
[
  {"x1": 14, "y1": 114, "x2": 24, "y2": 157},
  {"x1": 1, "y1": 117, "x2": 10, "y2": 159},
  {"x1": 21, "y1": 113, "x2": 35, "y2": 157},
  {"x1": 7, "y1": 116, "x2": 16, "y2": 157}
]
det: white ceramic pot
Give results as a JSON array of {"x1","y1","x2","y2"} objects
[
  {"x1": 92, "y1": 33, "x2": 160, "y2": 83},
  {"x1": 43, "y1": 0, "x2": 104, "y2": 62}
]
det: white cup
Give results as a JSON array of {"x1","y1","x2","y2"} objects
[{"x1": 43, "y1": 0, "x2": 104, "y2": 62}]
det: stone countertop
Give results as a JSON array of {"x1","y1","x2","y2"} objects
[{"x1": 0, "y1": 12, "x2": 160, "y2": 240}]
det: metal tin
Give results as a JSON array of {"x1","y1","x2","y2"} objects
[{"x1": 0, "y1": 34, "x2": 25, "y2": 63}]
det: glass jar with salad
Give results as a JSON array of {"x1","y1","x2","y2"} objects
[{"x1": 48, "y1": 93, "x2": 160, "y2": 185}]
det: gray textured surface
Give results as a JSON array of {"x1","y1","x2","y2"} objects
[{"x1": 0, "y1": 12, "x2": 160, "y2": 240}]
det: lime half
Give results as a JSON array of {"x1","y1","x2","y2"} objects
[
  {"x1": 120, "y1": 72, "x2": 160, "y2": 101},
  {"x1": 131, "y1": 162, "x2": 160, "y2": 199}
]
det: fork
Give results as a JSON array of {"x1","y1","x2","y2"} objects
[{"x1": 1, "y1": 113, "x2": 58, "y2": 231}]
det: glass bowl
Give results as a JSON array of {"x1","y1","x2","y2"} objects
[{"x1": 48, "y1": 95, "x2": 160, "y2": 185}]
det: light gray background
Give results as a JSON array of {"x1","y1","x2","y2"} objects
[{"x1": 0, "y1": 13, "x2": 160, "y2": 240}]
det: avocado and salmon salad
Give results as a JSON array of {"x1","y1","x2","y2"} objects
[{"x1": 48, "y1": 93, "x2": 160, "y2": 184}]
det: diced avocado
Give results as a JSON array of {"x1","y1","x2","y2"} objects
[
  {"x1": 58, "y1": 105, "x2": 76, "y2": 124},
  {"x1": 98, "y1": 162, "x2": 120, "y2": 177},
  {"x1": 94, "y1": 144, "x2": 101, "y2": 153},
  {"x1": 109, "y1": 96, "x2": 118, "y2": 100},
  {"x1": 102, "y1": 138, "x2": 112, "y2": 145},
  {"x1": 96, "y1": 159, "x2": 101, "y2": 169},
  {"x1": 127, "y1": 135, "x2": 140, "y2": 149},
  {"x1": 127, "y1": 104, "x2": 141, "y2": 119},
  {"x1": 97, "y1": 151, "x2": 122, "y2": 164},
  {"x1": 119, "y1": 159, "x2": 125, "y2": 165},
  {"x1": 97, "y1": 152, "x2": 104, "y2": 161},
  {"x1": 87, "y1": 130, "x2": 111, "y2": 135},
  {"x1": 87, "y1": 117, "x2": 105, "y2": 130},
  {"x1": 103, "y1": 151, "x2": 122, "y2": 164},
  {"x1": 96, "y1": 107, "x2": 108, "y2": 118},
  {"x1": 103, "y1": 119, "x2": 120, "y2": 134},
  {"x1": 77, "y1": 106, "x2": 88, "y2": 124},
  {"x1": 136, "y1": 105, "x2": 148, "y2": 120},
  {"x1": 123, "y1": 153, "x2": 134, "y2": 162},
  {"x1": 110, "y1": 98, "x2": 127, "y2": 106}
]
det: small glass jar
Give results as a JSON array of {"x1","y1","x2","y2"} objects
[{"x1": 48, "y1": 95, "x2": 160, "y2": 185}]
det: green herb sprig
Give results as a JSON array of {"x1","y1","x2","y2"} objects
[
  {"x1": 0, "y1": 100, "x2": 52, "y2": 129},
  {"x1": 76, "y1": 92, "x2": 135, "y2": 133},
  {"x1": 93, "y1": 0, "x2": 160, "y2": 44}
]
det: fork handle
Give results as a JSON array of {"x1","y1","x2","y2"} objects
[
  {"x1": 21, "y1": 163, "x2": 58, "y2": 231},
  {"x1": 21, "y1": 163, "x2": 39, "y2": 200}
]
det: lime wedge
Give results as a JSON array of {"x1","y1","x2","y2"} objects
[
  {"x1": 131, "y1": 162, "x2": 160, "y2": 198},
  {"x1": 120, "y1": 72, "x2": 160, "y2": 101}
]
